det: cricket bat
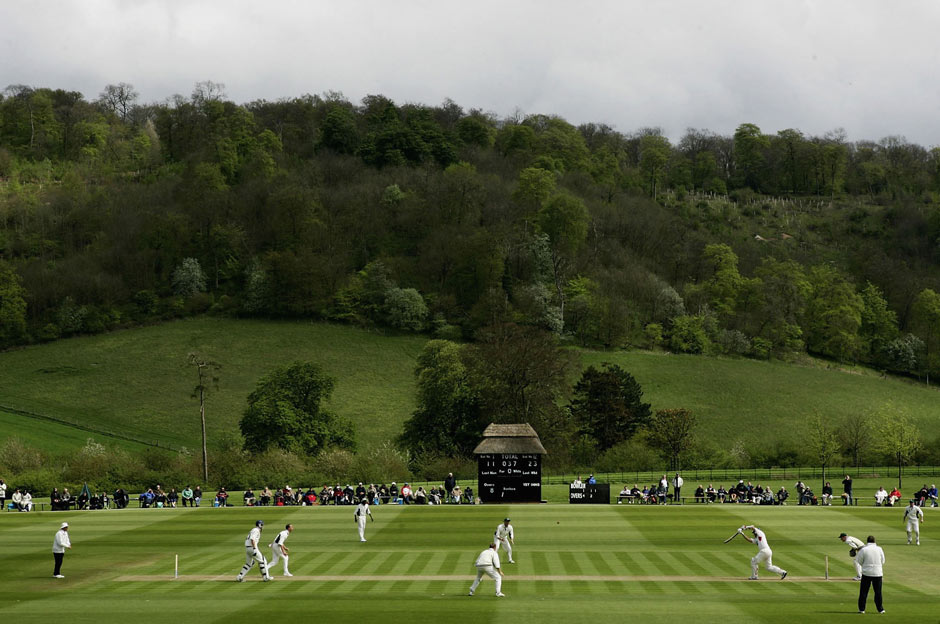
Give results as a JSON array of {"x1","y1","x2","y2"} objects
[{"x1": 723, "y1": 530, "x2": 742, "y2": 544}]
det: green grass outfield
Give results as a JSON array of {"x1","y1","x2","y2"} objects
[{"x1": 1, "y1": 504, "x2": 935, "y2": 623}]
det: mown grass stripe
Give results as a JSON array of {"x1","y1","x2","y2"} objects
[
  {"x1": 571, "y1": 551, "x2": 600, "y2": 576},
  {"x1": 557, "y1": 551, "x2": 584, "y2": 576},
  {"x1": 670, "y1": 551, "x2": 710, "y2": 576},
  {"x1": 586, "y1": 551, "x2": 616, "y2": 576},
  {"x1": 638, "y1": 551, "x2": 680, "y2": 576}
]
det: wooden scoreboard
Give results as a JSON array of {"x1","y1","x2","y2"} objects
[
  {"x1": 474, "y1": 423, "x2": 546, "y2": 504},
  {"x1": 477, "y1": 453, "x2": 542, "y2": 503}
]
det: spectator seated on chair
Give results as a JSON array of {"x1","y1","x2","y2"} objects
[
  {"x1": 694, "y1": 485, "x2": 705, "y2": 503},
  {"x1": 215, "y1": 487, "x2": 229, "y2": 507},
  {"x1": 775, "y1": 487, "x2": 789, "y2": 505},
  {"x1": 705, "y1": 484, "x2": 717, "y2": 503},
  {"x1": 929, "y1": 484, "x2": 938, "y2": 508},
  {"x1": 415, "y1": 487, "x2": 427, "y2": 504},
  {"x1": 874, "y1": 486, "x2": 887, "y2": 506},
  {"x1": 618, "y1": 485, "x2": 631, "y2": 503},
  {"x1": 887, "y1": 487, "x2": 901, "y2": 506},
  {"x1": 243, "y1": 488, "x2": 255, "y2": 506},
  {"x1": 821, "y1": 482, "x2": 833, "y2": 505}
]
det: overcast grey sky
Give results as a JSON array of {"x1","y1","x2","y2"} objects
[{"x1": 2, "y1": 0, "x2": 939, "y2": 145}]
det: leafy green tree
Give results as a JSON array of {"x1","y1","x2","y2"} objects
[
  {"x1": 240, "y1": 362, "x2": 356, "y2": 456},
  {"x1": 754, "y1": 258, "x2": 810, "y2": 354},
  {"x1": 384, "y1": 287, "x2": 428, "y2": 331},
  {"x1": 397, "y1": 340, "x2": 483, "y2": 459},
  {"x1": 647, "y1": 408, "x2": 696, "y2": 470},
  {"x1": 668, "y1": 315, "x2": 711, "y2": 354},
  {"x1": 691, "y1": 243, "x2": 751, "y2": 322},
  {"x1": 871, "y1": 403, "x2": 922, "y2": 489},
  {"x1": 911, "y1": 288, "x2": 940, "y2": 384},
  {"x1": 570, "y1": 363, "x2": 651, "y2": 451},
  {"x1": 639, "y1": 134, "x2": 670, "y2": 197},
  {"x1": 859, "y1": 281, "x2": 899, "y2": 365},
  {"x1": 0, "y1": 261, "x2": 27, "y2": 347},
  {"x1": 733, "y1": 123, "x2": 769, "y2": 190},
  {"x1": 513, "y1": 167, "x2": 557, "y2": 225},
  {"x1": 318, "y1": 105, "x2": 359, "y2": 154},
  {"x1": 807, "y1": 414, "x2": 841, "y2": 489},
  {"x1": 804, "y1": 265, "x2": 864, "y2": 362}
]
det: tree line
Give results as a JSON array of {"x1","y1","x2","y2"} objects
[{"x1": 0, "y1": 82, "x2": 939, "y2": 382}]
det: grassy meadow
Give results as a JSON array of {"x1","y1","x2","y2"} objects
[
  {"x1": 0, "y1": 318, "x2": 937, "y2": 455},
  {"x1": 0, "y1": 504, "x2": 935, "y2": 623}
]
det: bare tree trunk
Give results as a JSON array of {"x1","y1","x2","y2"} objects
[{"x1": 200, "y1": 387, "x2": 208, "y2": 483}]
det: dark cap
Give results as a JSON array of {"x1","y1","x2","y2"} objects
[
  {"x1": 504, "y1": 517, "x2": 511, "y2": 522},
  {"x1": 839, "y1": 532, "x2": 847, "y2": 538}
]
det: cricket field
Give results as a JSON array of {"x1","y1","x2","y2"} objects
[{"x1": 0, "y1": 503, "x2": 934, "y2": 623}]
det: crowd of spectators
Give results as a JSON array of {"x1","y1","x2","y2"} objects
[
  {"x1": 238, "y1": 477, "x2": 476, "y2": 507},
  {"x1": 618, "y1": 480, "x2": 789, "y2": 505}
]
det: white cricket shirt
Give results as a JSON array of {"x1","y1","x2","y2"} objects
[
  {"x1": 495, "y1": 523, "x2": 514, "y2": 540},
  {"x1": 844, "y1": 535, "x2": 864, "y2": 550},
  {"x1": 245, "y1": 527, "x2": 262, "y2": 548},
  {"x1": 52, "y1": 529, "x2": 71, "y2": 553},
  {"x1": 475, "y1": 548, "x2": 501, "y2": 568},
  {"x1": 273, "y1": 529, "x2": 290, "y2": 547},
  {"x1": 856, "y1": 544, "x2": 885, "y2": 577},
  {"x1": 752, "y1": 528, "x2": 772, "y2": 552},
  {"x1": 904, "y1": 506, "x2": 924, "y2": 524}
]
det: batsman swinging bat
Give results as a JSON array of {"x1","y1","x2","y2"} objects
[{"x1": 723, "y1": 531, "x2": 741, "y2": 544}]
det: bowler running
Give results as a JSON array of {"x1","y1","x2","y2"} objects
[{"x1": 268, "y1": 523, "x2": 293, "y2": 577}]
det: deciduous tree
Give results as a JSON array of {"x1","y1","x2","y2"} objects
[
  {"x1": 570, "y1": 363, "x2": 651, "y2": 450},
  {"x1": 240, "y1": 362, "x2": 356, "y2": 456}
]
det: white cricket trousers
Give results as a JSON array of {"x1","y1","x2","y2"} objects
[
  {"x1": 907, "y1": 521, "x2": 920, "y2": 543},
  {"x1": 236, "y1": 547, "x2": 269, "y2": 580},
  {"x1": 269, "y1": 546, "x2": 289, "y2": 574},
  {"x1": 497, "y1": 537, "x2": 513, "y2": 561},
  {"x1": 852, "y1": 557, "x2": 862, "y2": 578},
  {"x1": 751, "y1": 549, "x2": 786, "y2": 577},
  {"x1": 358, "y1": 517, "x2": 367, "y2": 541},
  {"x1": 470, "y1": 565, "x2": 501, "y2": 595}
]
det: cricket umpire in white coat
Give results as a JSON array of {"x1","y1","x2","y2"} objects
[
  {"x1": 469, "y1": 542, "x2": 505, "y2": 597},
  {"x1": 236, "y1": 520, "x2": 272, "y2": 582},
  {"x1": 839, "y1": 532, "x2": 865, "y2": 580},
  {"x1": 268, "y1": 523, "x2": 293, "y2": 577},
  {"x1": 903, "y1": 500, "x2": 924, "y2": 545},
  {"x1": 739, "y1": 525, "x2": 788, "y2": 580},
  {"x1": 355, "y1": 498, "x2": 373, "y2": 542},
  {"x1": 494, "y1": 518, "x2": 515, "y2": 563}
]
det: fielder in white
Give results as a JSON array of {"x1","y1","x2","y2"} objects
[
  {"x1": 494, "y1": 518, "x2": 515, "y2": 563},
  {"x1": 903, "y1": 500, "x2": 924, "y2": 545},
  {"x1": 355, "y1": 498, "x2": 374, "y2": 542},
  {"x1": 739, "y1": 525, "x2": 788, "y2": 580},
  {"x1": 268, "y1": 523, "x2": 294, "y2": 577},
  {"x1": 839, "y1": 532, "x2": 865, "y2": 580},
  {"x1": 236, "y1": 520, "x2": 272, "y2": 582},
  {"x1": 469, "y1": 542, "x2": 504, "y2": 597}
]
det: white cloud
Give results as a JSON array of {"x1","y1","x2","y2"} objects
[{"x1": 1, "y1": 0, "x2": 938, "y2": 145}]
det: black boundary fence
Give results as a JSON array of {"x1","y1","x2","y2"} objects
[{"x1": 540, "y1": 466, "x2": 940, "y2": 486}]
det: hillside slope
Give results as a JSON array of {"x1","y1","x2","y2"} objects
[{"x1": 0, "y1": 319, "x2": 937, "y2": 454}]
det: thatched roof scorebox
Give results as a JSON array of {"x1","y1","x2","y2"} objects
[{"x1": 472, "y1": 423, "x2": 547, "y2": 455}]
